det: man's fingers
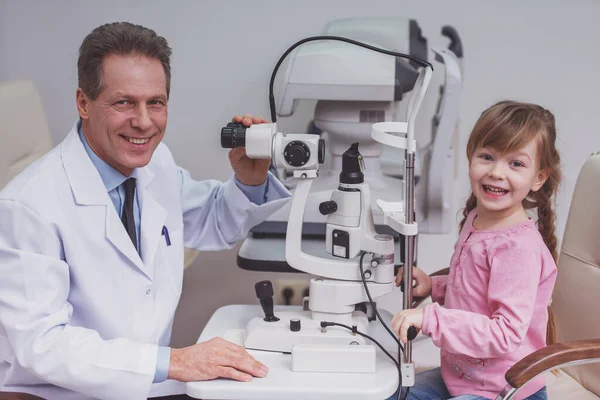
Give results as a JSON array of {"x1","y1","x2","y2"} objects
[
  {"x1": 228, "y1": 147, "x2": 246, "y2": 163},
  {"x1": 216, "y1": 339, "x2": 268, "y2": 378},
  {"x1": 228, "y1": 355, "x2": 268, "y2": 378},
  {"x1": 230, "y1": 344, "x2": 268, "y2": 378},
  {"x1": 231, "y1": 115, "x2": 268, "y2": 126},
  {"x1": 252, "y1": 116, "x2": 267, "y2": 124},
  {"x1": 230, "y1": 115, "x2": 253, "y2": 127},
  {"x1": 216, "y1": 366, "x2": 253, "y2": 382}
]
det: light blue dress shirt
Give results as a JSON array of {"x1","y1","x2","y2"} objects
[{"x1": 78, "y1": 122, "x2": 267, "y2": 383}]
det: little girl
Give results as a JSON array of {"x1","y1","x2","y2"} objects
[{"x1": 392, "y1": 101, "x2": 561, "y2": 400}]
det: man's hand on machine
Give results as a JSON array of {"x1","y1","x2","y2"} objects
[
  {"x1": 395, "y1": 266, "x2": 433, "y2": 298},
  {"x1": 167, "y1": 337, "x2": 268, "y2": 382},
  {"x1": 391, "y1": 308, "x2": 424, "y2": 344},
  {"x1": 229, "y1": 114, "x2": 272, "y2": 186}
]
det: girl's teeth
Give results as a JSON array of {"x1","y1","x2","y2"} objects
[{"x1": 484, "y1": 185, "x2": 507, "y2": 194}]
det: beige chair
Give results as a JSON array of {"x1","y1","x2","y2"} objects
[
  {"x1": 184, "y1": 247, "x2": 200, "y2": 269},
  {"x1": 497, "y1": 151, "x2": 600, "y2": 399},
  {"x1": 0, "y1": 80, "x2": 53, "y2": 187},
  {"x1": 0, "y1": 79, "x2": 53, "y2": 400}
]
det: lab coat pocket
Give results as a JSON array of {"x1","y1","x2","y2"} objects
[
  {"x1": 0, "y1": 334, "x2": 14, "y2": 363},
  {"x1": 158, "y1": 225, "x2": 184, "y2": 297}
]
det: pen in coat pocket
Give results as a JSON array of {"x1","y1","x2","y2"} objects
[{"x1": 161, "y1": 225, "x2": 171, "y2": 246}]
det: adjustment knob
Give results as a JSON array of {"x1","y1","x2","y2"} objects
[
  {"x1": 284, "y1": 141, "x2": 310, "y2": 167},
  {"x1": 318, "y1": 138, "x2": 325, "y2": 164},
  {"x1": 290, "y1": 318, "x2": 301, "y2": 332},
  {"x1": 407, "y1": 326, "x2": 418, "y2": 341},
  {"x1": 319, "y1": 200, "x2": 338, "y2": 215}
]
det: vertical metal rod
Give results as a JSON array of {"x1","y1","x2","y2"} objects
[{"x1": 403, "y1": 151, "x2": 416, "y2": 363}]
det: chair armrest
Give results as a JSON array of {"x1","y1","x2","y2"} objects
[
  {"x1": 505, "y1": 339, "x2": 600, "y2": 388},
  {"x1": 430, "y1": 267, "x2": 450, "y2": 277},
  {"x1": 0, "y1": 393, "x2": 46, "y2": 400}
]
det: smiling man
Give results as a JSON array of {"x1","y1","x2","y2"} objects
[
  {"x1": 0, "y1": 22, "x2": 290, "y2": 400},
  {"x1": 77, "y1": 53, "x2": 169, "y2": 177}
]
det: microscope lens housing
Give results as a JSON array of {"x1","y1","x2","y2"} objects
[
  {"x1": 219, "y1": 122, "x2": 325, "y2": 171},
  {"x1": 220, "y1": 123, "x2": 246, "y2": 148}
]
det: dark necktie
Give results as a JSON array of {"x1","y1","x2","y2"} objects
[{"x1": 121, "y1": 177, "x2": 138, "y2": 252}]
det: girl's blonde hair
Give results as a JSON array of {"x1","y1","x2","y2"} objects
[{"x1": 459, "y1": 100, "x2": 561, "y2": 345}]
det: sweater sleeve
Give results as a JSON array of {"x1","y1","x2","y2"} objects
[{"x1": 422, "y1": 237, "x2": 543, "y2": 358}]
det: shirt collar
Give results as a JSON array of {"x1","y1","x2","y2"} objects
[{"x1": 78, "y1": 119, "x2": 133, "y2": 192}]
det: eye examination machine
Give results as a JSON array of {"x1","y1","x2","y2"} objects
[
  {"x1": 235, "y1": 17, "x2": 463, "y2": 275},
  {"x1": 186, "y1": 16, "x2": 463, "y2": 400},
  {"x1": 186, "y1": 17, "x2": 464, "y2": 400}
]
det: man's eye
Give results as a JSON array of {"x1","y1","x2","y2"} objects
[
  {"x1": 114, "y1": 100, "x2": 130, "y2": 106},
  {"x1": 149, "y1": 100, "x2": 165, "y2": 106}
]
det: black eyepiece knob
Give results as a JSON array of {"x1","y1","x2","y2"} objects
[{"x1": 221, "y1": 124, "x2": 247, "y2": 148}]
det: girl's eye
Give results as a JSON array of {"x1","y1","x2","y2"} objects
[
  {"x1": 479, "y1": 154, "x2": 493, "y2": 161},
  {"x1": 511, "y1": 161, "x2": 525, "y2": 168}
]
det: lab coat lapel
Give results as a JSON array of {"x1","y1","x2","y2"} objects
[
  {"x1": 137, "y1": 167, "x2": 167, "y2": 276},
  {"x1": 61, "y1": 125, "x2": 147, "y2": 276}
]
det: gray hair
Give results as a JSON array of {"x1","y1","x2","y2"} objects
[{"x1": 77, "y1": 22, "x2": 172, "y2": 100}]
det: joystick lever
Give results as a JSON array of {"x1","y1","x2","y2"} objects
[{"x1": 255, "y1": 280, "x2": 280, "y2": 322}]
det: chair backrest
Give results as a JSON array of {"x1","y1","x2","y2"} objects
[
  {"x1": 0, "y1": 80, "x2": 53, "y2": 189},
  {"x1": 552, "y1": 151, "x2": 600, "y2": 396}
]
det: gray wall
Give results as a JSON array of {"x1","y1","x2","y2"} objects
[{"x1": 1, "y1": 0, "x2": 599, "y2": 347}]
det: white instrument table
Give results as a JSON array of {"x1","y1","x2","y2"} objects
[{"x1": 186, "y1": 304, "x2": 400, "y2": 400}]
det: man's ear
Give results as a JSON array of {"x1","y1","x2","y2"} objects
[
  {"x1": 531, "y1": 170, "x2": 549, "y2": 192},
  {"x1": 76, "y1": 88, "x2": 91, "y2": 120}
]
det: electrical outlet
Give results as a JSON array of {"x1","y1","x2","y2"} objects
[{"x1": 275, "y1": 278, "x2": 311, "y2": 306}]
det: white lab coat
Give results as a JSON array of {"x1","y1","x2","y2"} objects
[{"x1": 0, "y1": 123, "x2": 290, "y2": 400}]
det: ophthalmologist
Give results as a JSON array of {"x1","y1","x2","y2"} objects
[{"x1": 0, "y1": 22, "x2": 290, "y2": 400}]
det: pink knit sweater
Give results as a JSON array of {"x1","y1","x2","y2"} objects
[{"x1": 422, "y1": 210, "x2": 557, "y2": 399}]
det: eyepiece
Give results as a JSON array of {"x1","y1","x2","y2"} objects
[
  {"x1": 221, "y1": 123, "x2": 246, "y2": 148},
  {"x1": 340, "y1": 142, "x2": 364, "y2": 184}
]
